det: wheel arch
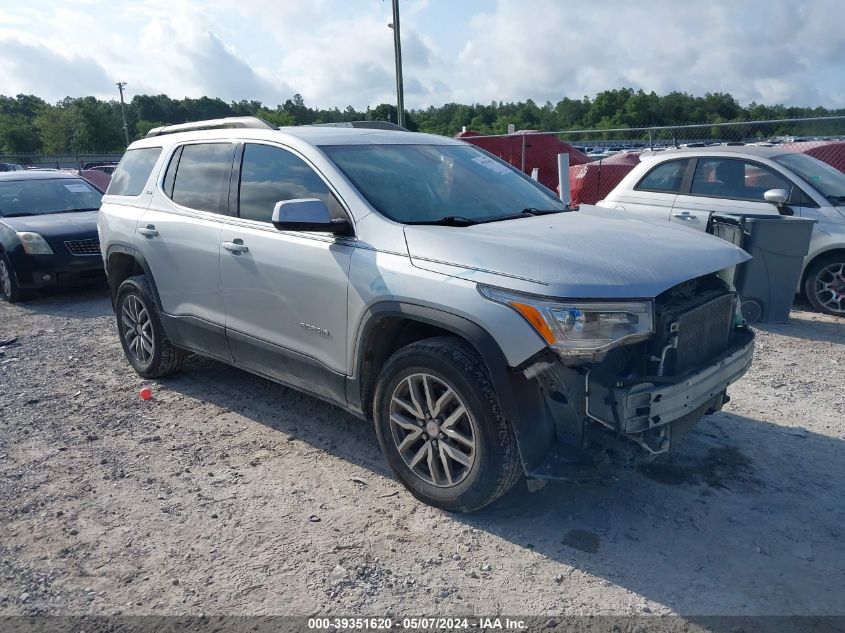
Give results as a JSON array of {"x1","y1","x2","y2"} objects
[
  {"x1": 348, "y1": 301, "x2": 555, "y2": 473},
  {"x1": 802, "y1": 247, "x2": 845, "y2": 287},
  {"x1": 105, "y1": 245, "x2": 163, "y2": 311}
]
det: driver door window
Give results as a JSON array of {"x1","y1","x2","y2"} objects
[
  {"x1": 689, "y1": 158, "x2": 791, "y2": 201},
  {"x1": 238, "y1": 143, "x2": 346, "y2": 223}
]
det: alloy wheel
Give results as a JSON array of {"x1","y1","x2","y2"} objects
[
  {"x1": 813, "y1": 262, "x2": 845, "y2": 315},
  {"x1": 121, "y1": 294, "x2": 155, "y2": 364},
  {"x1": 389, "y1": 372, "x2": 478, "y2": 487}
]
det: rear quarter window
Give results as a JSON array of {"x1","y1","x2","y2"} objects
[
  {"x1": 107, "y1": 147, "x2": 162, "y2": 196},
  {"x1": 169, "y1": 143, "x2": 236, "y2": 214}
]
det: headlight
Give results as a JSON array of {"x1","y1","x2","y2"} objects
[
  {"x1": 479, "y1": 286, "x2": 654, "y2": 362},
  {"x1": 17, "y1": 232, "x2": 54, "y2": 255}
]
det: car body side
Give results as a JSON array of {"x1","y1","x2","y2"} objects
[{"x1": 597, "y1": 148, "x2": 845, "y2": 292}]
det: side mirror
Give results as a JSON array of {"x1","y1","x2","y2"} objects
[
  {"x1": 271, "y1": 198, "x2": 352, "y2": 235},
  {"x1": 764, "y1": 188, "x2": 789, "y2": 205},
  {"x1": 763, "y1": 188, "x2": 794, "y2": 216}
]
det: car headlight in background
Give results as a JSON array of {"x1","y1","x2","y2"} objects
[
  {"x1": 479, "y1": 286, "x2": 654, "y2": 362},
  {"x1": 17, "y1": 232, "x2": 54, "y2": 255}
]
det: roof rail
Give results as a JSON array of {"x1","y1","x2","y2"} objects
[
  {"x1": 307, "y1": 121, "x2": 408, "y2": 131},
  {"x1": 145, "y1": 116, "x2": 278, "y2": 138}
]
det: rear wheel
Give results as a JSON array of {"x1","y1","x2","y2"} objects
[
  {"x1": 115, "y1": 275, "x2": 185, "y2": 378},
  {"x1": 805, "y1": 255, "x2": 845, "y2": 317},
  {"x1": 0, "y1": 254, "x2": 21, "y2": 303},
  {"x1": 373, "y1": 336, "x2": 522, "y2": 512}
]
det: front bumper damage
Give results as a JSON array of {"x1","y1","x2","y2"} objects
[
  {"x1": 523, "y1": 328, "x2": 755, "y2": 482},
  {"x1": 586, "y1": 328, "x2": 754, "y2": 455}
]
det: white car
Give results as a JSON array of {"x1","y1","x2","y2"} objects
[{"x1": 598, "y1": 146, "x2": 845, "y2": 316}]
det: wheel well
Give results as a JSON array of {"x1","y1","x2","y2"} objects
[
  {"x1": 358, "y1": 317, "x2": 471, "y2": 417},
  {"x1": 106, "y1": 252, "x2": 144, "y2": 306},
  {"x1": 802, "y1": 248, "x2": 845, "y2": 287}
]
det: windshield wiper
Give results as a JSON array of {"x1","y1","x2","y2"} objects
[
  {"x1": 520, "y1": 207, "x2": 567, "y2": 215},
  {"x1": 476, "y1": 208, "x2": 566, "y2": 224},
  {"x1": 54, "y1": 208, "x2": 100, "y2": 213},
  {"x1": 0, "y1": 212, "x2": 34, "y2": 218},
  {"x1": 406, "y1": 216, "x2": 479, "y2": 226}
]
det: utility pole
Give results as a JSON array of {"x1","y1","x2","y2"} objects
[
  {"x1": 116, "y1": 81, "x2": 130, "y2": 146},
  {"x1": 388, "y1": 0, "x2": 405, "y2": 128}
]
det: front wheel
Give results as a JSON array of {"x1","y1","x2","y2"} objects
[
  {"x1": 115, "y1": 275, "x2": 185, "y2": 378},
  {"x1": 804, "y1": 256, "x2": 845, "y2": 317},
  {"x1": 373, "y1": 337, "x2": 522, "y2": 512},
  {"x1": 0, "y1": 254, "x2": 21, "y2": 303}
]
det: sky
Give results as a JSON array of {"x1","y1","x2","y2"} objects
[{"x1": 1, "y1": 0, "x2": 844, "y2": 110}]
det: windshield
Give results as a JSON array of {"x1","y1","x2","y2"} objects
[
  {"x1": 773, "y1": 153, "x2": 845, "y2": 204},
  {"x1": 321, "y1": 144, "x2": 566, "y2": 224},
  {"x1": 0, "y1": 178, "x2": 103, "y2": 217}
]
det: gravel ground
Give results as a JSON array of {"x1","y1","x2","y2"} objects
[{"x1": 1, "y1": 285, "x2": 844, "y2": 618}]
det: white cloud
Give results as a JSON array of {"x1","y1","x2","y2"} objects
[
  {"x1": 0, "y1": 0, "x2": 844, "y2": 109},
  {"x1": 455, "y1": 0, "x2": 845, "y2": 107}
]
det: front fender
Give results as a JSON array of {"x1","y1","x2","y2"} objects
[{"x1": 348, "y1": 301, "x2": 556, "y2": 474}]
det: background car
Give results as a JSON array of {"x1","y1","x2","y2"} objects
[
  {"x1": 597, "y1": 146, "x2": 845, "y2": 316},
  {"x1": 0, "y1": 171, "x2": 105, "y2": 302}
]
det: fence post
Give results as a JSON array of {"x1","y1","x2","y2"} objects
[
  {"x1": 648, "y1": 129, "x2": 654, "y2": 151},
  {"x1": 557, "y1": 153, "x2": 570, "y2": 206},
  {"x1": 520, "y1": 133, "x2": 526, "y2": 173}
]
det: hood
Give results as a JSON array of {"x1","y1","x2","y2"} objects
[
  {"x1": 0, "y1": 211, "x2": 98, "y2": 236},
  {"x1": 404, "y1": 206, "x2": 750, "y2": 299}
]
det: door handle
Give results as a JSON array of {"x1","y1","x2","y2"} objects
[
  {"x1": 222, "y1": 239, "x2": 249, "y2": 253},
  {"x1": 672, "y1": 212, "x2": 697, "y2": 220},
  {"x1": 138, "y1": 225, "x2": 158, "y2": 237}
]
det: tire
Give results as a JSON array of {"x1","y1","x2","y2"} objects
[
  {"x1": 373, "y1": 336, "x2": 522, "y2": 512},
  {"x1": 0, "y1": 253, "x2": 22, "y2": 303},
  {"x1": 115, "y1": 275, "x2": 185, "y2": 378},
  {"x1": 804, "y1": 255, "x2": 845, "y2": 317}
]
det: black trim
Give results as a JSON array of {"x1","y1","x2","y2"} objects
[
  {"x1": 226, "y1": 328, "x2": 348, "y2": 406},
  {"x1": 230, "y1": 142, "x2": 245, "y2": 218},
  {"x1": 159, "y1": 313, "x2": 232, "y2": 363},
  {"x1": 349, "y1": 301, "x2": 555, "y2": 473}
]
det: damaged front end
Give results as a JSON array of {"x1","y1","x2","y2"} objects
[{"x1": 503, "y1": 273, "x2": 755, "y2": 482}]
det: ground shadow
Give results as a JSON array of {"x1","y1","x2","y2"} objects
[
  {"x1": 13, "y1": 282, "x2": 109, "y2": 320},
  {"x1": 754, "y1": 314, "x2": 845, "y2": 344},
  {"x1": 162, "y1": 354, "x2": 845, "y2": 617}
]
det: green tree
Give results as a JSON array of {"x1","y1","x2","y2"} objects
[{"x1": 0, "y1": 113, "x2": 42, "y2": 153}]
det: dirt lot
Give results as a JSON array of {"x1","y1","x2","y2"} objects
[{"x1": 1, "y1": 285, "x2": 844, "y2": 618}]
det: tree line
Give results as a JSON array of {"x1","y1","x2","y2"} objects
[{"x1": 2, "y1": 88, "x2": 844, "y2": 155}]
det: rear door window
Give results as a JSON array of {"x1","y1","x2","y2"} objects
[
  {"x1": 635, "y1": 159, "x2": 690, "y2": 193},
  {"x1": 170, "y1": 143, "x2": 236, "y2": 214},
  {"x1": 108, "y1": 147, "x2": 162, "y2": 196}
]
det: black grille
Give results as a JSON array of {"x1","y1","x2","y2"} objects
[
  {"x1": 65, "y1": 239, "x2": 100, "y2": 256},
  {"x1": 674, "y1": 293, "x2": 735, "y2": 373}
]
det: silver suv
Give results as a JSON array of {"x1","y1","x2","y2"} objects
[{"x1": 98, "y1": 117, "x2": 755, "y2": 511}]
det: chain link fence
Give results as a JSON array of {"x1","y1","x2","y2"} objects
[
  {"x1": 459, "y1": 116, "x2": 845, "y2": 206},
  {"x1": 0, "y1": 153, "x2": 124, "y2": 172}
]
